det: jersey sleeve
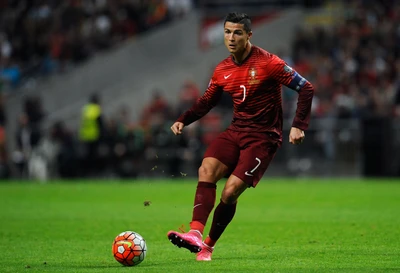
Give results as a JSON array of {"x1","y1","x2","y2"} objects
[
  {"x1": 268, "y1": 56, "x2": 314, "y2": 130},
  {"x1": 176, "y1": 72, "x2": 223, "y2": 126}
]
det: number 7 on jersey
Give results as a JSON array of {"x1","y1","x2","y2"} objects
[{"x1": 240, "y1": 85, "x2": 246, "y2": 101}]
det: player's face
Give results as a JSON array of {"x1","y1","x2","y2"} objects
[{"x1": 224, "y1": 22, "x2": 252, "y2": 55}]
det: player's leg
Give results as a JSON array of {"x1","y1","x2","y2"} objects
[
  {"x1": 167, "y1": 157, "x2": 229, "y2": 253},
  {"x1": 190, "y1": 157, "x2": 229, "y2": 232},
  {"x1": 197, "y1": 132, "x2": 279, "y2": 260},
  {"x1": 168, "y1": 130, "x2": 239, "y2": 253},
  {"x1": 197, "y1": 174, "x2": 247, "y2": 261}
]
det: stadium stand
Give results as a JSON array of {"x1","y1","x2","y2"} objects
[
  {"x1": 2, "y1": 0, "x2": 400, "y2": 180},
  {"x1": 0, "y1": 0, "x2": 194, "y2": 91}
]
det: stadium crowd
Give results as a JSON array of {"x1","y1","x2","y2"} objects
[
  {"x1": 281, "y1": 0, "x2": 400, "y2": 164},
  {"x1": 288, "y1": 0, "x2": 400, "y2": 120},
  {"x1": 1, "y1": 0, "x2": 400, "y2": 180},
  {"x1": 0, "y1": 0, "x2": 194, "y2": 91}
]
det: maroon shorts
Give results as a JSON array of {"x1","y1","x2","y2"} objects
[{"x1": 203, "y1": 129, "x2": 279, "y2": 187}]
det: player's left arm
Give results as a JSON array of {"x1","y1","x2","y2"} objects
[{"x1": 269, "y1": 57, "x2": 315, "y2": 144}]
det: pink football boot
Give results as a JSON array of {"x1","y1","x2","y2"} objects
[
  {"x1": 196, "y1": 242, "x2": 214, "y2": 261},
  {"x1": 167, "y1": 230, "x2": 202, "y2": 253}
]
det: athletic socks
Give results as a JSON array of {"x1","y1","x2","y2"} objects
[
  {"x1": 206, "y1": 200, "x2": 237, "y2": 247},
  {"x1": 190, "y1": 182, "x2": 216, "y2": 234}
]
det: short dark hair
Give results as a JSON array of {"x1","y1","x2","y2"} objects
[{"x1": 224, "y1": 12, "x2": 252, "y2": 33}]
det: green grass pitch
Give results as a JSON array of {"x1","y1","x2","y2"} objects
[{"x1": 0, "y1": 178, "x2": 399, "y2": 273}]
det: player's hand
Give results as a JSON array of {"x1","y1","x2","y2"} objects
[
  {"x1": 171, "y1": 122, "x2": 185, "y2": 135},
  {"x1": 289, "y1": 127, "x2": 305, "y2": 145}
]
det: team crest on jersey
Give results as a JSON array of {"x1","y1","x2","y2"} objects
[{"x1": 248, "y1": 67, "x2": 260, "y2": 85}]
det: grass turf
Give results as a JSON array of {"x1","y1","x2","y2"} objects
[{"x1": 0, "y1": 178, "x2": 399, "y2": 272}]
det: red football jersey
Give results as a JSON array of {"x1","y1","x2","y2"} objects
[{"x1": 177, "y1": 45, "x2": 314, "y2": 143}]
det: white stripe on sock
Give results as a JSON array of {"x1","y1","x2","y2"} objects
[{"x1": 189, "y1": 229, "x2": 202, "y2": 237}]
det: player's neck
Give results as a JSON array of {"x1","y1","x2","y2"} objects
[{"x1": 232, "y1": 42, "x2": 252, "y2": 64}]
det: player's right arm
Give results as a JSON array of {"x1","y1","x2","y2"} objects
[{"x1": 172, "y1": 74, "x2": 223, "y2": 134}]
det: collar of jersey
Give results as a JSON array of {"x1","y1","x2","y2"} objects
[{"x1": 231, "y1": 45, "x2": 254, "y2": 66}]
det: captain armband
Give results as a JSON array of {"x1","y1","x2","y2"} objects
[{"x1": 287, "y1": 72, "x2": 307, "y2": 91}]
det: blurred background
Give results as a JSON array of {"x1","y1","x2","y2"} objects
[{"x1": 0, "y1": 0, "x2": 399, "y2": 181}]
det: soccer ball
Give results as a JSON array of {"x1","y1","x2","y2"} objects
[{"x1": 112, "y1": 231, "x2": 147, "y2": 266}]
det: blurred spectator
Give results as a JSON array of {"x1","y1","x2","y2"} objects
[
  {"x1": 78, "y1": 93, "x2": 104, "y2": 176},
  {"x1": 166, "y1": 0, "x2": 193, "y2": 18},
  {"x1": 47, "y1": 121, "x2": 77, "y2": 178},
  {"x1": 0, "y1": 134, "x2": 8, "y2": 178},
  {"x1": 98, "y1": 106, "x2": 147, "y2": 178},
  {"x1": 0, "y1": 92, "x2": 8, "y2": 178},
  {"x1": 13, "y1": 113, "x2": 42, "y2": 177},
  {"x1": 144, "y1": 0, "x2": 170, "y2": 28},
  {"x1": 0, "y1": 61, "x2": 21, "y2": 89},
  {"x1": 24, "y1": 95, "x2": 46, "y2": 127},
  {"x1": 140, "y1": 89, "x2": 172, "y2": 129},
  {"x1": 395, "y1": 83, "x2": 400, "y2": 117},
  {"x1": 0, "y1": 92, "x2": 5, "y2": 127},
  {"x1": 176, "y1": 80, "x2": 200, "y2": 115},
  {"x1": 10, "y1": 95, "x2": 46, "y2": 178}
]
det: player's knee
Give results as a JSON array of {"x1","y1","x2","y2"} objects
[
  {"x1": 221, "y1": 179, "x2": 248, "y2": 204},
  {"x1": 198, "y1": 164, "x2": 215, "y2": 180},
  {"x1": 198, "y1": 158, "x2": 228, "y2": 182},
  {"x1": 221, "y1": 189, "x2": 238, "y2": 204},
  {"x1": 198, "y1": 163, "x2": 219, "y2": 181}
]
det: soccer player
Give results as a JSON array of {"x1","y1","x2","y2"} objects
[{"x1": 167, "y1": 12, "x2": 314, "y2": 261}]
